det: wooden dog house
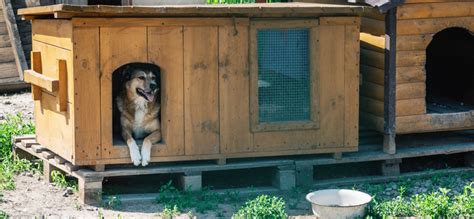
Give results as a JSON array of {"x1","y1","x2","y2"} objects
[
  {"x1": 357, "y1": 0, "x2": 474, "y2": 153},
  {"x1": 19, "y1": 3, "x2": 364, "y2": 166}
]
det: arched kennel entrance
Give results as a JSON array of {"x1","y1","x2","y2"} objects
[{"x1": 425, "y1": 27, "x2": 474, "y2": 114}]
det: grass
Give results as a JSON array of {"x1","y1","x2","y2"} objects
[
  {"x1": 367, "y1": 182, "x2": 474, "y2": 218},
  {"x1": 233, "y1": 194, "x2": 287, "y2": 219},
  {"x1": 155, "y1": 180, "x2": 240, "y2": 214},
  {"x1": 50, "y1": 170, "x2": 78, "y2": 192},
  {"x1": 0, "y1": 113, "x2": 37, "y2": 191}
]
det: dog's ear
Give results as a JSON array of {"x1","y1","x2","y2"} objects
[
  {"x1": 121, "y1": 65, "x2": 132, "y2": 81},
  {"x1": 151, "y1": 65, "x2": 161, "y2": 85}
]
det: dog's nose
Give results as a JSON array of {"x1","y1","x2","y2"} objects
[{"x1": 150, "y1": 83, "x2": 158, "y2": 91}]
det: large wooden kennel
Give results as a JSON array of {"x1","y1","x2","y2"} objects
[
  {"x1": 357, "y1": 0, "x2": 474, "y2": 152},
  {"x1": 19, "y1": 3, "x2": 364, "y2": 166}
]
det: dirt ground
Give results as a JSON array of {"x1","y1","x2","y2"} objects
[{"x1": 0, "y1": 91, "x2": 33, "y2": 120}]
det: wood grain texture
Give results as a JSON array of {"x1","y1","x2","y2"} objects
[
  {"x1": 100, "y1": 26, "x2": 148, "y2": 159},
  {"x1": 18, "y1": 3, "x2": 367, "y2": 19},
  {"x1": 344, "y1": 23, "x2": 360, "y2": 147},
  {"x1": 34, "y1": 92, "x2": 74, "y2": 162},
  {"x1": 317, "y1": 24, "x2": 345, "y2": 148},
  {"x1": 397, "y1": 2, "x2": 474, "y2": 20},
  {"x1": 183, "y1": 26, "x2": 219, "y2": 155},
  {"x1": 148, "y1": 26, "x2": 185, "y2": 156},
  {"x1": 360, "y1": 48, "x2": 384, "y2": 69},
  {"x1": 360, "y1": 97, "x2": 426, "y2": 117},
  {"x1": 396, "y1": 50, "x2": 425, "y2": 67},
  {"x1": 32, "y1": 19, "x2": 72, "y2": 50},
  {"x1": 73, "y1": 27, "x2": 101, "y2": 163},
  {"x1": 30, "y1": 51, "x2": 42, "y2": 100},
  {"x1": 361, "y1": 17, "x2": 385, "y2": 36},
  {"x1": 218, "y1": 25, "x2": 253, "y2": 154},
  {"x1": 396, "y1": 112, "x2": 474, "y2": 134},
  {"x1": 397, "y1": 34, "x2": 434, "y2": 51},
  {"x1": 32, "y1": 40, "x2": 74, "y2": 104},
  {"x1": 397, "y1": 17, "x2": 474, "y2": 35}
]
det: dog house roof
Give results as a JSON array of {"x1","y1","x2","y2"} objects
[
  {"x1": 347, "y1": 0, "x2": 403, "y2": 13},
  {"x1": 18, "y1": 3, "x2": 370, "y2": 19}
]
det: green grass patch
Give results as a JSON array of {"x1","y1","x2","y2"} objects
[
  {"x1": 367, "y1": 183, "x2": 474, "y2": 218},
  {"x1": 50, "y1": 170, "x2": 78, "y2": 192},
  {"x1": 0, "y1": 113, "x2": 37, "y2": 191},
  {"x1": 155, "y1": 181, "x2": 239, "y2": 214},
  {"x1": 233, "y1": 194, "x2": 287, "y2": 219}
]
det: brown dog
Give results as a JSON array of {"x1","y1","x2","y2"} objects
[{"x1": 116, "y1": 63, "x2": 161, "y2": 166}]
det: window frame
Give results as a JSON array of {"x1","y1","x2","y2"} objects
[{"x1": 249, "y1": 19, "x2": 320, "y2": 132}]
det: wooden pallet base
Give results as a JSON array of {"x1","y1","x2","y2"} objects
[
  {"x1": 12, "y1": 136, "x2": 296, "y2": 205},
  {"x1": 12, "y1": 131, "x2": 474, "y2": 205}
]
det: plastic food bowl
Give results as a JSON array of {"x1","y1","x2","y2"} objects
[{"x1": 306, "y1": 189, "x2": 372, "y2": 219}]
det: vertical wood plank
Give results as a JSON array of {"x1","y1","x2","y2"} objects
[
  {"x1": 218, "y1": 25, "x2": 253, "y2": 154},
  {"x1": 344, "y1": 23, "x2": 360, "y2": 147},
  {"x1": 73, "y1": 27, "x2": 101, "y2": 162},
  {"x1": 148, "y1": 26, "x2": 185, "y2": 156},
  {"x1": 57, "y1": 59, "x2": 67, "y2": 112},
  {"x1": 183, "y1": 26, "x2": 219, "y2": 155},
  {"x1": 318, "y1": 24, "x2": 345, "y2": 148},
  {"x1": 100, "y1": 27, "x2": 147, "y2": 158},
  {"x1": 31, "y1": 51, "x2": 42, "y2": 100}
]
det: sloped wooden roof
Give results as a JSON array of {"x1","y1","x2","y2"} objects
[{"x1": 18, "y1": 3, "x2": 371, "y2": 19}]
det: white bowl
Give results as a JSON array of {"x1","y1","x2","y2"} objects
[{"x1": 306, "y1": 189, "x2": 372, "y2": 219}]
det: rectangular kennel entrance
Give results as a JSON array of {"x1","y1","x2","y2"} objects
[{"x1": 19, "y1": 3, "x2": 364, "y2": 166}]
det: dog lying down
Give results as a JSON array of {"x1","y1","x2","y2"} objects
[{"x1": 116, "y1": 63, "x2": 161, "y2": 166}]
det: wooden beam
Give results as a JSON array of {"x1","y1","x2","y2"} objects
[
  {"x1": 30, "y1": 51, "x2": 42, "y2": 100},
  {"x1": 1, "y1": 0, "x2": 28, "y2": 80},
  {"x1": 57, "y1": 59, "x2": 67, "y2": 112},
  {"x1": 24, "y1": 70, "x2": 59, "y2": 93},
  {"x1": 383, "y1": 9, "x2": 397, "y2": 155}
]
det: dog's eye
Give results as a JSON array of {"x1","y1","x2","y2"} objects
[{"x1": 138, "y1": 76, "x2": 145, "y2": 80}]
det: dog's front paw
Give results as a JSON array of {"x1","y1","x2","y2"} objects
[
  {"x1": 141, "y1": 140, "x2": 152, "y2": 166},
  {"x1": 128, "y1": 141, "x2": 141, "y2": 166}
]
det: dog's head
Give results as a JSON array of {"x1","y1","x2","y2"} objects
[{"x1": 121, "y1": 63, "x2": 160, "y2": 103}]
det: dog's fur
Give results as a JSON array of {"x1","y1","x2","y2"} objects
[{"x1": 116, "y1": 63, "x2": 161, "y2": 166}]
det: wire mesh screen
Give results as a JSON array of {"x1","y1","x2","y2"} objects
[{"x1": 257, "y1": 28, "x2": 311, "y2": 123}]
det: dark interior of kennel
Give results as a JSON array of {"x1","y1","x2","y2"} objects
[
  {"x1": 425, "y1": 27, "x2": 474, "y2": 114},
  {"x1": 112, "y1": 62, "x2": 162, "y2": 146}
]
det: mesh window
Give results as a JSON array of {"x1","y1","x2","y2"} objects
[{"x1": 257, "y1": 28, "x2": 311, "y2": 123}]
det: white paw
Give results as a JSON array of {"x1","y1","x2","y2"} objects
[
  {"x1": 141, "y1": 140, "x2": 152, "y2": 166},
  {"x1": 128, "y1": 140, "x2": 141, "y2": 166}
]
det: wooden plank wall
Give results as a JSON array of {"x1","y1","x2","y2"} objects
[
  {"x1": 393, "y1": 1, "x2": 474, "y2": 134},
  {"x1": 0, "y1": 0, "x2": 20, "y2": 82},
  {"x1": 361, "y1": 1, "x2": 474, "y2": 134},
  {"x1": 359, "y1": 13, "x2": 386, "y2": 132}
]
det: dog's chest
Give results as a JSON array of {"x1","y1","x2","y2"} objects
[{"x1": 132, "y1": 110, "x2": 147, "y2": 138}]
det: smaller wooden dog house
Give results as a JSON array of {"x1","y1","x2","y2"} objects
[
  {"x1": 19, "y1": 3, "x2": 364, "y2": 166},
  {"x1": 357, "y1": 0, "x2": 474, "y2": 152}
]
